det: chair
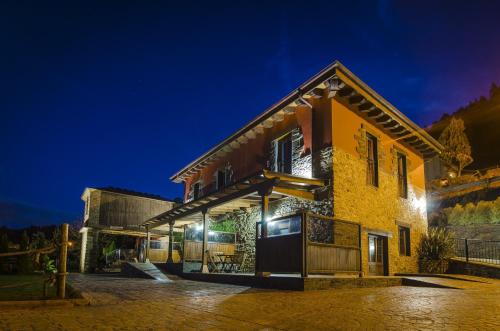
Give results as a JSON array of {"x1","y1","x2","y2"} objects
[{"x1": 228, "y1": 250, "x2": 246, "y2": 273}]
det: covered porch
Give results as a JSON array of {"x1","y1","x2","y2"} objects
[{"x1": 143, "y1": 170, "x2": 362, "y2": 278}]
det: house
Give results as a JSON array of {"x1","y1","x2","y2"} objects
[
  {"x1": 79, "y1": 187, "x2": 176, "y2": 272},
  {"x1": 143, "y1": 60, "x2": 443, "y2": 277}
]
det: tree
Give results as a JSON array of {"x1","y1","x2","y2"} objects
[{"x1": 438, "y1": 117, "x2": 473, "y2": 176}]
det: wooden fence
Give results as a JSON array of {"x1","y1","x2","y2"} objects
[{"x1": 256, "y1": 213, "x2": 361, "y2": 276}]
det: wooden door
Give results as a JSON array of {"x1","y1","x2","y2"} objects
[{"x1": 368, "y1": 234, "x2": 386, "y2": 276}]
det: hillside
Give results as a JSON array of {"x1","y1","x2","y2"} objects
[{"x1": 425, "y1": 83, "x2": 500, "y2": 170}]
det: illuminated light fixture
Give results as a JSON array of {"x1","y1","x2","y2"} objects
[
  {"x1": 208, "y1": 231, "x2": 215, "y2": 235},
  {"x1": 195, "y1": 224, "x2": 203, "y2": 231}
]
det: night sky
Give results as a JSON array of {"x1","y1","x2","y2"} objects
[{"x1": 1, "y1": 1, "x2": 499, "y2": 227}]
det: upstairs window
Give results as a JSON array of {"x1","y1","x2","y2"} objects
[
  {"x1": 397, "y1": 152, "x2": 408, "y2": 198},
  {"x1": 216, "y1": 169, "x2": 226, "y2": 190},
  {"x1": 193, "y1": 182, "x2": 201, "y2": 200},
  {"x1": 399, "y1": 226, "x2": 411, "y2": 256},
  {"x1": 275, "y1": 133, "x2": 292, "y2": 174},
  {"x1": 366, "y1": 133, "x2": 379, "y2": 187}
]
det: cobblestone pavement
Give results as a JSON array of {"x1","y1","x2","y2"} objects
[{"x1": 0, "y1": 273, "x2": 499, "y2": 331}]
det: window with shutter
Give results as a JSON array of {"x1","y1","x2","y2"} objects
[{"x1": 366, "y1": 133, "x2": 379, "y2": 187}]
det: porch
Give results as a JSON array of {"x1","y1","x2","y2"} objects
[{"x1": 144, "y1": 170, "x2": 364, "y2": 280}]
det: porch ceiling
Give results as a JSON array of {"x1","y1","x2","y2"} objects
[{"x1": 145, "y1": 171, "x2": 326, "y2": 231}]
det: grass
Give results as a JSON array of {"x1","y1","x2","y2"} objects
[{"x1": 0, "y1": 274, "x2": 57, "y2": 301}]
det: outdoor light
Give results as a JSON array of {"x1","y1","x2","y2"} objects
[
  {"x1": 208, "y1": 231, "x2": 215, "y2": 235},
  {"x1": 195, "y1": 224, "x2": 203, "y2": 231}
]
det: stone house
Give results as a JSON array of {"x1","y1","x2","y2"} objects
[
  {"x1": 145, "y1": 61, "x2": 442, "y2": 277},
  {"x1": 79, "y1": 187, "x2": 176, "y2": 272}
]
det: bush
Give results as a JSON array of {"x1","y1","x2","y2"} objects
[
  {"x1": 418, "y1": 228, "x2": 455, "y2": 273},
  {"x1": 445, "y1": 197, "x2": 500, "y2": 225}
]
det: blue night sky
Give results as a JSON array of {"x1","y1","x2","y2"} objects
[{"x1": 1, "y1": 1, "x2": 499, "y2": 227}]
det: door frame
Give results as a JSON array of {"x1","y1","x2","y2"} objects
[{"x1": 367, "y1": 234, "x2": 389, "y2": 276}]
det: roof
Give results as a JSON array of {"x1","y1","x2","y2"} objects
[
  {"x1": 170, "y1": 60, "x2": 444, "y2": 183},
  {"x1": 83, "y1": 186, "x2": 175, "y2": 202}
]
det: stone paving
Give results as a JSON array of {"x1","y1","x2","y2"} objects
[{"x1": 0, "y1": 273, "x2": 499, "y2": 331}]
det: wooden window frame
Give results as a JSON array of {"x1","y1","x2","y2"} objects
[
  {"x1": 366, "y1": 132, "x2": 379, "y2": 187},
  {"x1": 215, "y1": 169, "x2": 226, "y2": 191},
  {"x1": 398, "y1": 225, "x2": 411, "y2": 256},
  {"x1": 397, "y1": 152, "x2": 408, "y2": 199},
  {"x1": 274, "y1": 132, "x2": 293, "y2": 174}
]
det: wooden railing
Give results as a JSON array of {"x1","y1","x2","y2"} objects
[{"x1": 256, "y1": 212, "x2": 361, "y2": 276}]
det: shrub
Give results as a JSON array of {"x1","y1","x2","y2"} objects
[{"x1": 418, "y1": 228, "x2": 455, "y2": 273}]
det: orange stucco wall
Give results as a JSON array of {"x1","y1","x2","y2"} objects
[{"x1": 331, "y1": 97, "x2": 425, "y2": 190}]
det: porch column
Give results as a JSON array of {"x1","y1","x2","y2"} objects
[
  {"x1": 261, "y1": 194, "x2": 269, "y2": 238},
  {"x1": 146, "y1": 226, "x2": 151, "y2": 263},
  {"x1": 200, "y1": 209, "x2": 209, "y2": 273},
  {"x1": 167, "y1": 220, "x2": 175, "y2": 263}
]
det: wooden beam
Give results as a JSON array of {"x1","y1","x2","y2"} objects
[
  {"x1": 367, "y1": 109, "x2": 384, "y2": 119},
  {"x1": 272, "y1": 186, "x2": 315, "y2": 201},
  {"x1": 263, "y1": 169, "x2": 325, "y2": 187},
  {"x1": 359, "y1": 102, "x2": 375, "y2": 112},
  {"x1": 309, "y1": 87, "x2": 324, "y2": 98},
  {"x1": 349, "y1": 95, "x2": 364, "y2": 105},
  {"x1": 327, "y1": 77, "x2": 345, "y2": 98},
  {"x1": 263, "y1": 118, "x2": 274, "y2": 128},
  {"x1": 272, "y1": 112, "x2": 284, "y2": 122},
  {"x1": 283, "y1": 106, "x2": 296, "y2": 115},
  {"x1": 245, "y1": 130, "x2": 256, "y2": 139}
]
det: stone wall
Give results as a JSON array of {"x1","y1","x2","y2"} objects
[{"x1": 332, "y1": 147, "x2": 428, "y2": 275}]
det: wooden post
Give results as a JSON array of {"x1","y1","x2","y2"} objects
[
  {"x1": 464, "y1": 238, "x2": 469, "y2": 262},
  {"x1": 302, "y1": 212, "x2": 308, "y2": 278},
  {"x1": 201, "y1": 210, "x2": 209, "y2": 273},
  {"x1": 261, "y1": 194, "x2": 269, "y2": 238},
  {"x1": 358, "y1": 223, "x2": 363, "y2": 277},
  {"x1": 167, "y1": 220, "x2": 174, "y2": 263},
  {"x1": 146, "y1": 226, "x2": 151, "y2": 262},
  {"x1": 57, "y1": 223, "x2": 69, "y2": 299}
]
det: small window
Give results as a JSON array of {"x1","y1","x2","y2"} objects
[
  {"x1": 397, "y1": 152, "x2": 408, "y2": 198},
  {"x1": 193, "y1": 182, "x2": 201, "y2": 200},
  {"x1": 366, "y1": 133, "x2": 379, "y2": 187},
  {"x1": 275, "y1": 133, "x2": 292, "y2": 174},
  {"x1": 399, "y1": 226, "x2": 411, "y2": 256},
  {"x1": 216, "y1": 169, "x2": 226, "y2": 190}
]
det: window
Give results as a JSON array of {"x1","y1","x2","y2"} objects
[
  {"x1": 216, "y1": 169, "x2": 226, "y2": 190},
  {"x1": 193, "y1": 182, "x2": 201, "y2": 200},
  {"x1": 275, "y1": 133, "x2": 292, "y2": 174},
  {"x1": 397, "y1": 152, "x2": 408, "y2": 198},
  {"x1": 399, "y1": 226, "x2": 411, "y2": 256},
  {"x1": 85, "y1": 196, "x2": 90, "y2": 216},
  {"x1": 366, "y1": 133, "x2": 379, "y2": 187}
]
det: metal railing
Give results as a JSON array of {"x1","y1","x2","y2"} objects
[{"x1": 454, "y1": 239, "x2": 500, "y2": 265}]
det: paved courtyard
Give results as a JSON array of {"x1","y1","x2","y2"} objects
[{"x1": 0, "y1": 273, "x2": 499, "y2": 331}]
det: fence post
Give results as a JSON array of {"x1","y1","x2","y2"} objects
[
  {"x1": 302, "y1": 213, "x2": 308, "y2": 278},
  {"x1": 57, "y1": 223, "x2": 69, "y2": 299},
  {"x1": 464, "y1": 238, "x2": 469, "y2": 262}
]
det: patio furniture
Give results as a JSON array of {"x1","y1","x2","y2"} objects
[
  {"x1": 206, "y1": 250, "x2": 221, "y2": 273},
  {"x1": 227, "y1": 250, "x2": 246, "y2": 273},
  {"x1": 216, "y1": 253, "x2": 235, "y2": 272}
]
